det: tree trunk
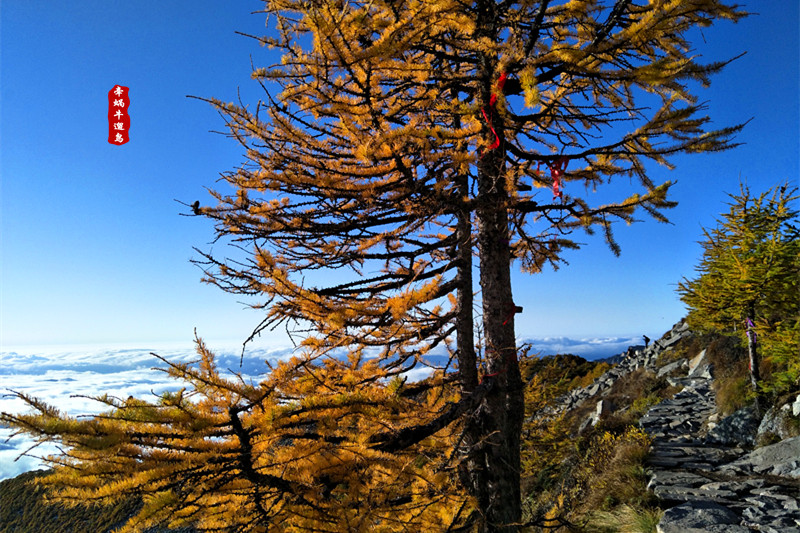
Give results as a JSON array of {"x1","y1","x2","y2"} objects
[
  {"x1": 454, "y1": 143, "x2": 478, "y2": 395},
  {"x1": 461, "y1": 3, "x2": 524, "y2": 528},
  {"x1": 471, "y1": 76, "x2": 523, "y2": 533},
  {"x1": 475, "y1": 253, "x2": 523, "y2": 532},
  {"x1": 454, "y1": 163, "x2": 488, "y2": 509},
  {"x1": 745, "y1": 312, "x2": 762, "y2": 415}
]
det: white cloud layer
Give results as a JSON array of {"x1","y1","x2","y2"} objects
[
  {"x1": 0, "y1": 336, "x2": 636, "y2": 481},
  {"x1": 0, "y1": 342, "x2": 294, "y2": 481},
  {"x1": 523, "y1": 335, "x2": 641, "y2": 360}
]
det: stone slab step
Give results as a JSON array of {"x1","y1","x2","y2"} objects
[
  {"x1": 653, "y1": 485, "x2": 740, "y2": 505},
  {"x1": 656, "y1": 501, "x2": 751, "y2": 533}
]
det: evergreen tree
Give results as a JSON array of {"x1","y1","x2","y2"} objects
[
  {"x1": 679, "y1": 182, "x2": 800, "y2": 411},
  {"x1": 4, "y1": 1, "x2": 747, "y2": 531}
]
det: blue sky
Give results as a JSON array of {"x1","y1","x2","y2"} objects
[{"x1": 1, "y1": 1, "x2": 798, "y2": 349}]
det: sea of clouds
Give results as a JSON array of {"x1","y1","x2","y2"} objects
[{"x1": 0, "y1": 335, "x2": 636, "y2": 481}]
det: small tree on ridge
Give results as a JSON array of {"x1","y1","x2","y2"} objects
[{"x1": 679, "y1": 182, "x2": 800, "y2": 412}]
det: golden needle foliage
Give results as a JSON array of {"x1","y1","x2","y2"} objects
[{"x1": 4, "y1": 337, "x2": 471, "y2": 532}]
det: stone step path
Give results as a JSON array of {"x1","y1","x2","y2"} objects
[{"x1": 639, "y1": 375, "x2": 800, "y2": 533}]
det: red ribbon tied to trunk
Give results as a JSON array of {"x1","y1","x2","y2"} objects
[
  {"x1": 479, "y1": 346, "x2": 519, "y2": 384},
  {"x1": 502, "y1": 301, "x2": 523, "y2": 326}
]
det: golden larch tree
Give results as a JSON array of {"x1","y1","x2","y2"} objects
[
  {"x1": 4, "y1": 1, "x2": 746, "y2": 531},
  {"x1": 678, "y1": 182, "x2": 799, "y2": 413}
]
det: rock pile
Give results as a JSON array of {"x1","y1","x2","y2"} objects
[{"x1": 532, "y1": 319, "x2": 693, "y2": 421}]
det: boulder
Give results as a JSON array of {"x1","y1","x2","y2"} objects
[
  {"x1": 597, "y1": 399, "x2": 614, "y2": 415},
  {"x1": 687, "y1": 349, "x2": 707, "y2": 376},
  {"x1": 657, "y1": 501, "x2": 749, "y2": 533},
  {"x1": 722, "y1": 436, "x2": 800, "y2": 480},
  {"x1": 579, "y1": 399, "x2": 615, "y2": 432},
  {"x1": 792, "y1": 394, "x2": 800, "y2": 417},
  {"x1": 693, "y1": 364, "x2": 714, "y2": 380},
  {"x1": 757, "y1": 404, "x2": 800, "y2": 443},
  {"x1": 657, "y1": 322, "x2": 692, "y2": 351},
  {"x1": 657, "y1": 358, "x2": 687, "y2": 378},
  {"x1": 705, "y1": 406, "x2": 759, "y2": 447}
]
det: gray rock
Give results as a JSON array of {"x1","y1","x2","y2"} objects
[
  {"x1": 657, "y1": 501, "x2": 749, "y2": 533},
  {"x1": 626, "y1": 344, "x2": 646, "y2": 358},
  {"x1": 595, "y1": 399, "x2": 613, "y2": 417},
  {"x1": 687, "y1": 349, "x2": 708, "y2": 376},
  {"x1": 758, "y1": 403, "x2": 800, "y2": 442},
  {"x1": 667, "y1": 376, "x2": 699, "y2": 388},
  {"x1": 660, "y1": 335, "x2": 682, "y2": 350},
  {"x1": 579, "y1": 399, "x2": 615, "y2": 432},
  {"x1": 792, "y1": 394, "x2": 800, "y2": 417},
  {"x1": 653, "y1": 486, "x2": 738, "y2": 505},
  {"x1": 681, "y1": 461, "x2": 715, "y2": 471},
  {"x1": 673, "y1": 320, "x2": 690, "y2": 334},
  {"x1": 657, "y1": 358, "x2": 688, "y2": 378},
  {"x1": 647, "y1": 470, "x2": 712, "y2": 491},
  {"x1": 689, "y1": 363, "x2": 714, "y2": 379},
  {"x1": 705, "y1": 405, "x2": 759, "y2": 447},
  {"x1": 723, "y1": 436, "x2": 800, "y2": 479},
  {"x1": 762, "y1": 523, "x2": 796, "y2": 533},
  {"x1": 699, "y1": 481, "x2": 757, "y2": 496},
  {"x1": 759, "y1": 493, "x2": 799, "y2": 511}
]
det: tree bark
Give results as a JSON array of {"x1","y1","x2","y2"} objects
[
  {"x1": 474, "y1": 157, "x2": 523, "y2": 532},
  {"x1": 745, "y1": 311, "x2": 762, "y2": 415},
  {"x1": 454, "y1": 158, "x2": 490, "y2": 511},
  {"x1": 455, "y1": 147, "x2": 478, "y2": 394},
  {"x1": 470, "y1": 49, "x2": 524, "y2": 531}
]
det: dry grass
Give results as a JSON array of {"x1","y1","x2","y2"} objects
[
  {"x1": 715, "y1": 372, "x2": 751, "y2": 415},
  {"x1": 705, "y1": 334, "x2": 753, "y2": 415},
  {"x1": 604, "y1": 370, "x2": 666, "y2": 408},
  {"x1": 592, "y1": 370, "x2": 679, "y2": 434},
  {"x1": 706, "y1": 334, "x2": 747, "y2": 373},
  {"x1": 574, "y1": 427, "x2": 655, "y2": 513},
  {"x1": 584, "y1": 505, "x2": 663, "y2": 533}
]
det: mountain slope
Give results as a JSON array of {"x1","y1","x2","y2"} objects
[{"x1": 0, "y1": 470, "x2": 196, "y2": 533}]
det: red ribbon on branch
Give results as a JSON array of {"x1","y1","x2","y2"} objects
[
  {"x1": 480, "y1": 72, "x2": 509, "y2": 156},
  {"x1": 479, "y1": 72, "x2": 571, "y2": 197},
  {"x1": 549, "y1": 157, "x2": 568, "y2": 200}
]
